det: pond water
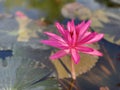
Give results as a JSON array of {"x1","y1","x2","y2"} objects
[
  {"x1": 0, "y1": 0, "x2": 119, "y2": 22},
  {"x1": 0, "y1": 0, "x2": 120, "y2": 90}
]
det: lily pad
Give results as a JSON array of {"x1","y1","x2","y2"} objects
[
  {"x1": 13, "y1": 43, "x2": 55, "y2": 69},
  {"x1": 61, "y1": 2, "x2": 110, "y2": 28},
  {"x1": 61, "y1": 2, "x2": 120, "y2": 45},
  {"x1": 111, "y1": 0, "x2": 120, "y2": 4},
  {"x1": 94, "y1": 14, "x2": 120, "y2": 45},
  {"x1": 51, "y1": 43, "x2": 100, "y2": 79},
  {"x1": 0, "y1": 49, "x2": 60, "y2": 90}
]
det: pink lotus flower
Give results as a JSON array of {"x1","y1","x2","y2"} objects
[{"x1": 41, "y1": 20, "x2": 104, "y2": 64}]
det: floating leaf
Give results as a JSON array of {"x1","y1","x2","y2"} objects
[
  {"x1": 111, "y1": 0, "x2": 120, "y2": 4},
  {"x1": 61, "y1": 2, "x2": 110, "y2": 28},
  {"x1": 61, "y1": 2, "x2": 91, "y2": 19},
  {"x1": 92, "y1": 10, "x2": 109, "y2": 23},
  {"x1": 94, "y1": 13, "x2": 120, "y2": 45},
  {"x1": 61, "y1": 2, "x2": 120, "y2": 45},
  {"x1": 51, "y1": 43, "x2": 100, "y2": 79},
  {"x1": 13, "y1": 43, "x2": 55, "y2": 70},
  {"x1": 0, "y1": 56, "x2": 60, "y2": 90}
]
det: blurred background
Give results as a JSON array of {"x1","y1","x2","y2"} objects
[
  {"x1": 0, "y1": 0, "x2": 120, "y2": 90},
  {"x1": 0, "y1": 0, "x2": 119, "y2": 23}
]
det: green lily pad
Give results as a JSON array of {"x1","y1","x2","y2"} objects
[
  {"x1": 13, "y1": 43, "x2": 55, "y2": 69},
  {"x1": 61, "y1": 2, "x2": 110, "y2": 28},
  {"x1": 61, "y1": 2, "x2": 120, "y2": 45},
  {"x1": 51, "y1": 43, "x2": 100, "y2": 79},
  {"x1": 94, "y1": 14, "x2": 120, "y2": 45},
  {"x1": 0, "y1": 55, "x2": 60, "y2": 90}
]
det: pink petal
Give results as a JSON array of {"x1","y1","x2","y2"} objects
[
  {"x1": 40, "y1": 40, "x2": 60, "y2": 48},
  {"x1": 81, "y1": 48, "x2": 103, "y2": 56},
  {"x1": 63, "y1": 30, "x2": 69, "y2": 40},
  {"x1": 71, "y1": 49, "x2": 80, "y2": 64},
  {"x1": 67, "y1": 21, "x2": 71, "y2": 32},
  {"x1": 70, "y1": 19, "x2": 75, "y2": 32},
  {"x1": 76, "y1": 46, "x2": 94, "y2": 52},
  {"x1": 76, "y1": 21, "x2": 85, "y2": 32},
  {"x1": 72, "y1": 27, "x2": 77, "y2": 45},
  {"x1": 44, "y1": 32, "x2": 66, "y2": 43},
  {"x1": 40, "y1": 40, "x2": 67, "y2": 49},
  {"x1": 55, "y1": 22, "x2": 65, "y2": 35},
  {"x1": 85, "y1": 33, "x2": 104, "y2": 44},
  {"x1": 67, "y1": 20, "x2": 75, "y2": 32},
  {"x1": 66, "y1": 30, "x2": 72, "y2": 44},
  {"x1": 78, "y1": 20, "x2": 91, "y2": 40},
  {"x1": 50, "y1": 50, "x2": 67, "y2": 60},
  {"x1": 80, "y1": 32, "x2": 91, "y2": 40},
  {"x1": 79, "y1": 32, "x2": 97, "y2": 44}
]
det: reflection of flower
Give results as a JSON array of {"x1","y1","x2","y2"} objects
[{"x1": 41, "y1": 20, "x2": 104, "y2": 64}]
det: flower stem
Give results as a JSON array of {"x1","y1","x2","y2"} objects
[{"x1": 71, "y1": 60, "x2": 76, "y2": 80}]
